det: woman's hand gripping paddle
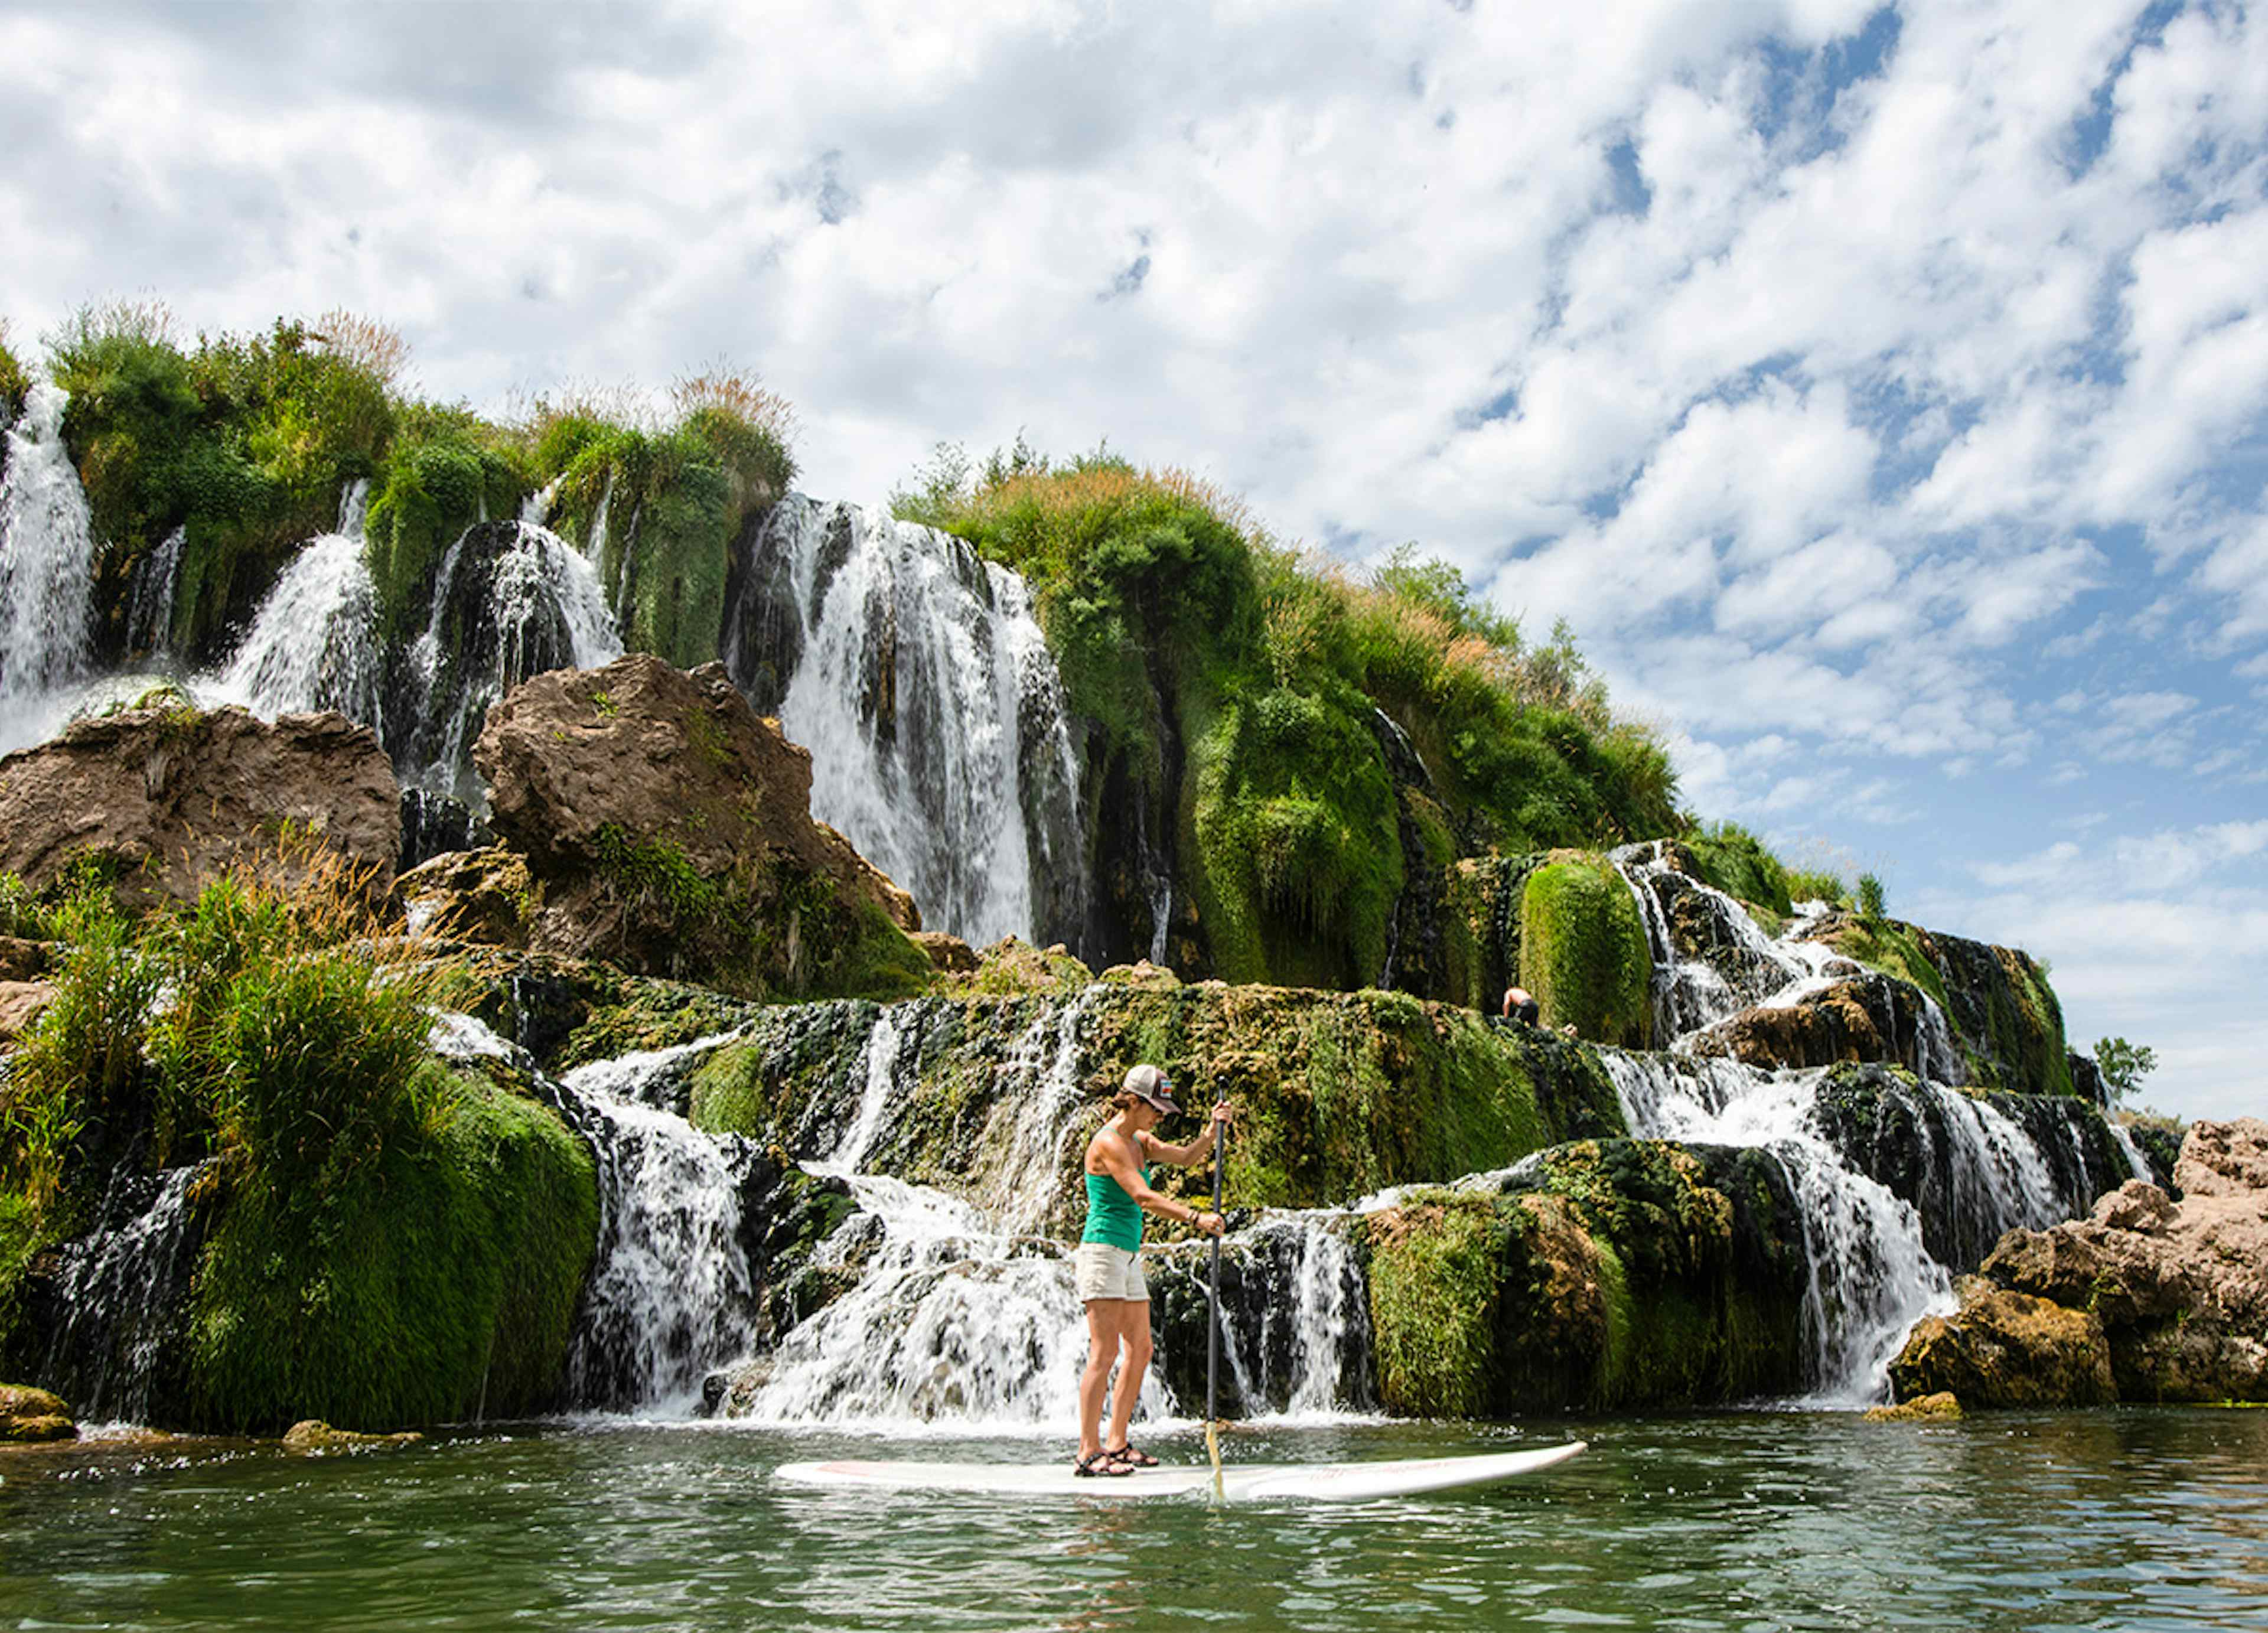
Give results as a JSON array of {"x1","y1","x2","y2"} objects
[{"x1": 1206, "y1": 1097, "x2": 1228, "y2": 1499}]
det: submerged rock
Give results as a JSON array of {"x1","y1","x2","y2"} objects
[
  {"x1": 282, "y1": 1420, "x2": 423, "y2": 1451},
  {"x1": 0, "y1": 702, "x2": 399, "y2": 911},
  {"x1": 1863, "y1": 1391, "x2": 1960, "y2": 1422}
]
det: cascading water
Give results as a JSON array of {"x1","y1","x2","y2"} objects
[
  {"x1": 400, "y1": 519, "x2": 621, "y2": 806},
  {"x1": 208, "y1": 480, "x2": 385, "y2": 728},
  {"x1": 434, "y1": 1014, "x2": 761, "y2": 1414},
  {"x1": 723, "y1": 495, "x2": 1088, "y2": 951},
  {"x1": 126, "y1": 525, "x2": 186, "y2": 658},
  {"x1": 31, "y1": 1162, "x2": 211, "y2": 1424},
  {"x1": 0, "y1": 382, "x2": 99, "y2": 754}
]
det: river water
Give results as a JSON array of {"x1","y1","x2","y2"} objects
[{"x1": 4, "y1": 1409, "x2": 2264, "y2": 1629}]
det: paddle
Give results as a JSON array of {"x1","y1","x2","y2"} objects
[{"x1": 1206, "y1": 1096, "x2": 1227, "y2": 1497}]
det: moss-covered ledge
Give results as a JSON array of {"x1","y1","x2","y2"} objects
[
  {"x1": 1360, "y1": 1138, "x2": 1811, "y2": 1415},
  {"x1": 683, "y1": 981, "x2": 1628, "y2": 1231}
]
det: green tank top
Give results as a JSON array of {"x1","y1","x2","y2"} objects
[{"x1": 1081, "y1": 1159, "x2": 1150, "y2": 1251}]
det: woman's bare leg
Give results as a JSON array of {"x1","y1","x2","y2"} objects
[
  {"x1": 1078, "y1": 1299, "x2": 1122, "y2": 1459},
  {"x1": 1104, "y1": 1300, "x2": 1152, "y2": 1452}
]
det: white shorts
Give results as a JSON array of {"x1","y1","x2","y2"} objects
[{"x1": 1073, "y1": 1241, "x2": 1149, "y2": 1303}]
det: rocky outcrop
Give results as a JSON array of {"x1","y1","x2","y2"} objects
[
  {"x1": 0, "y1": 980, "x2": 54, "y2": 1047},
  {"x1": 0, "y1": 1384, "x2": 77, "y2": 1442},
  {"x1": 1891, "y1": 1119, "x2": 2268, "y2": 1405},
  {"x1": 472, "y1": 655, "x2": 929, "y2": 1000},
  {"x1": 1890, "y1": 1285, "x2": 2116, "y2": 1407},
  {"x1": 0, "y1": 702, "x2": 400, "y2": 911},
  {"x1": 1807, "y1": 914, "x2": 2070, "y2": 1096},
  {"x1": 686, "y1": 982, "x2": 1628, "y2": 1231},
  {"x1": 1339, "y1": 1139, "x2": 1813, "y2": 1416},
  {"x1": 1689, "y1": 976, "x2": 1929, "y2": 1073}
]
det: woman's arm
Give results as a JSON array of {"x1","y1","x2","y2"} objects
[
  {"x1": 1097, "y1": 1132, "x2": 1223, "y2": 1234},
  {"x1": 1140, "y1": 1104, "x2": 1232, "y2": 1168}
]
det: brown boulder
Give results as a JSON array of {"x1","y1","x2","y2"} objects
[
  {"x1": 0, "y1": 703, "x2": 399, "y2": 912},
  {"x1": 1890, "y1": 1288, "x2": 2116, "y2": 1407},
  {"x1": 0, "y1": 980, "x2": 54, "y2": 1047},
  {"x1": 2175, "y1": 1117, "x2": 2268, "y2": 1198},
  {"x1": 282, "y1": 1420, "x2": 423, "y2": 1452},
  {"x1": 1689, "y1": 977, "x2": 1922, "y2": 1071},
  {"x1": 911, "y1": 930, "x2": 978, "y2": 974},
  {"x1": 1864, "y1": 1390, "x2": 1961, "y2": 1422},
  {"x1": 0, "y1": 937, "x2": 50, "y2": 981},
  {"x1": 471, "y1": 656, "x2": 927, "y2": 998}
]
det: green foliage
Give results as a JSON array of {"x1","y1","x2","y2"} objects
[
  {"x1": 1857, "y1": 872, "x2": 1886, "y2": 920},
  {"x1": 188, "y1": 1067, "x2": 597, "y2": 1432},
  {"x1": 363, "y1": 411, "x2": 527, "y2": 638},
  {"x1": 1784, "y1": 867, "x2": 1849, "y2": 908},
  {"x1": 1518, "y1": 857, "x2": 1653, "y2": 1047},
  {"x1": 1684, "y1": 823, "x2": 1794, "y2": 916},
  {"x1": 2094, "y1": 1036, "x2": 2158, "y2": 1106},
  {"x1": 0, "y1": 851, "x2": 601, "y2": 1430},
  {"x1": 1366, "y1": 1193, "x2": 1508, "y2": 1417},
  {"x1": 0, "y1": 873, "x2": 52, "y2": 940},
  {"x1": 0, "y1": 321, "x2": 28, "y2": 422},
  {"x1": 45, "y1": 304, "x2": 407, "y2": 657},
  {"x1": 4, "y1": 892, "x2": 162, "y2": 1188}
]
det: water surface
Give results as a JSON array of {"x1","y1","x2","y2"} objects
[{"x1": 4, "y1": 1409, "x2": 2264, "y2": 1629}]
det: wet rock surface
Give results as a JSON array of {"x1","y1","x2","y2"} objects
[
  {"x1": 0, "y1": 703, "x2": 399, "y2": 911},
  {"x1": 0, "y1": 1383, "x2": 77, "y2": 1442}
]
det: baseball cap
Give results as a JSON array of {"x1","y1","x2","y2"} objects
[{"x1": 1122, "y1": 1064, "x2": 1182, "y2": 1115}]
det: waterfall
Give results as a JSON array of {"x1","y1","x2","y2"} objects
[
  {"x1": 0, "y1": 382, "x2": 98, "y2": 754},
  {"x1": 208, "y1": 481, "x2": 384, "y2": 728},
  {"x1": 126, "y1": 525, "x2": 185, "y2": 657},
  {"x1": 723, "y1": 495, "x2": 1088, "y2": 951},
  {"x1": 400, "y1": 519, "x2": 623, "y2": 808},
  {"x1": 32, "y1": 1162, "x2": 211, "y2": 1424}
]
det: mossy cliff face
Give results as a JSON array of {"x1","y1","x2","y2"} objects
[
  {"x1": 9, "y1": 1061, "x2": 598, "y2": 1434},
  {"x1": 181, "y1": 1063, "x2": 597, "y2": 1432},
  {"x1": 683, "y1": 976, "x2": 1627, "y2": 1231},
  {"x1": 1360, "y1": 1139, "x2": 1810, "y2": 1415},
  {"x1": 1516, "y1": 855, "x2": 1653, "y2": 1046},
  {"x1": 1813, "y1": 915, "x2": 2072, "y2": 1096},
  {"x1": 472, "y1": 655, "x2": 930, "y2": 1002}
]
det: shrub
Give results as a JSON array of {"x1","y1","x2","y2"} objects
[
  {"x1": 1857, "y1": 873, "x2": 1886, "y2": 920},
  {"x1": 1684, "y1": 822, "x2": 1794, "y2": 916},
  {"x1": 0, "y1": 320, "x2": 28, "y2": 423},
  {"x1": 4, "y1": 892, "x2": 163, "y2": 1182}
]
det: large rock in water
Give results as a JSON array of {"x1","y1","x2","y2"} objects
[
  {"x1": 0, "y1": 701, "x2": 399, "y2": 909},
  {"x1": 1688, "y1": 976, "x2": 1930, "y2": 1074},
  {"x1": 1891, "y1": 1119, "x2": 2268, "y2": 1404},
  {"x1": 472, "y1": 655, "x2": 929, "y2": 999},
  {"x1": 1889, "y1": 1287, "x2": 2117, "y2": 1407}
]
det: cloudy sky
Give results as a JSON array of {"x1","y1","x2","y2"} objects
[{"x1": 4, "y1": 0, "x2": 2262, "y2": 1116}]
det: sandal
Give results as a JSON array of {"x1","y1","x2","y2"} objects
[
  {"x1": 1103, "y1": 1442, "x2": 1159, "y2": 1468},
  {"x1": 1074, "y1": 1449, "x2": 1134, "y2": 1478}
]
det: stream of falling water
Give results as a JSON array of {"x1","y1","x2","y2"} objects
[{"x1": 0, "y1": 382, "x2": 98, "y2": 754}]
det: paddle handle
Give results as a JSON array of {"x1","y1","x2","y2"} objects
[{"x1": 1207, "y1": 1103, "x2": 1226, "y2": 1426}]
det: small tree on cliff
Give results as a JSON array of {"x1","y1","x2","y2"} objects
[{"x1": 2094, "y1": 1036, "x2": 2158, "y2": 1106}]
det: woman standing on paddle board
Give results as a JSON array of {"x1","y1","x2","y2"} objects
[{"x1": 1074, "y1": 1064, "x2": 1230, "y2": 1477}]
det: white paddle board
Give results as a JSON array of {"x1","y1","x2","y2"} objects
[{"x1": 774, "y1": 1440, "x2": 1586, "y2": 1502}]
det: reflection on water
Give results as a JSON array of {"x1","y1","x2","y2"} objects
[{"x1": 2, "y1": 1411, "x2": 2266, "y2": 1629}]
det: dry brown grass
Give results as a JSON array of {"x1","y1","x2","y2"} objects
[
  {"x1": 671, "y1": 364, "x2": 797, "y2": 439},
  {"x1": 308, "y1": 309, "x2": 410, "y2": 386}
]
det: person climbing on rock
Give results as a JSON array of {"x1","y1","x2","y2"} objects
[
  {"x1": 1074, "y1": 1063, "x2": 1231, "y2": 1476},
  {"x1": 1501, "y1": 985, "x2": 1540, "y2": 1026}
]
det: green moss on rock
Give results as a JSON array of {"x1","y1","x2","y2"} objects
[
  {"x1": 1518, "y1": 855, "x2": 1652, "y2": 1047},
  {"x1": 187, "y1": 1067, "x2": 598, "y2": 1433}
]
